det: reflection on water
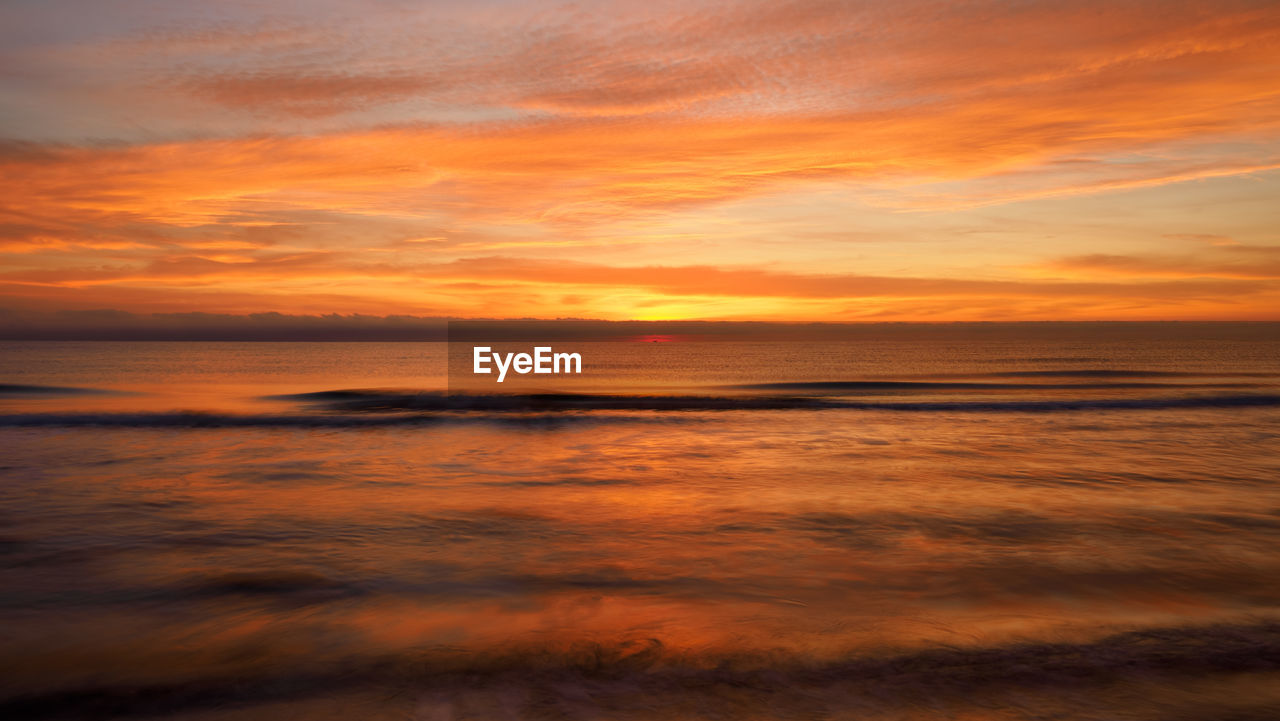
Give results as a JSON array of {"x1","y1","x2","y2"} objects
[{"x1": 2, "y1": 331, "x2": 1280, "y2": 719}]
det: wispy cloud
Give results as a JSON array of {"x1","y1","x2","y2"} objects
[
  {"x1": 1041, "y1": 245, "x2": 1280, "y2": 280},
  {"x1": 2, "y1": 254, "x2": 1276, "y2": 321},
  {"x1": 178, "y1": 71, "x2": 446, "y2": 118},
  {"x1": 1, "y1": 0, "x2": 1278, "y2": 319}
]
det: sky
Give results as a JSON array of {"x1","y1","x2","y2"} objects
[{"x1": 1, "y1": 0, "x2": 1278, "y2": 322}]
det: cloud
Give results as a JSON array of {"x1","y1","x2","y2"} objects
[
  {"x1": 133, "y1": 0, "x2": 1280, "y2": 123},
  {"x1": 3, "y1": 255, "x2": 1276, "y2": 322},
  {"x1": 1164, "y1": 233, "x2": 1239, "y2": 246},
  {"x1": 178, "y1": 71, "x2": 446, "y2": 118},
  {"x1": 0, "y1": 306, "x2": 450, "y2": 340},
  {"x1": 3, "y1": 102, "x2": 1277, "y2": 247},
  {"x1": 1041, "y1": 245, "x2": 1280, "y2": 280},
  {"x1": 421, "y1": 257, "x2": 1277, "y2": 301},
  {"x1": 8, "y1": 1, "x2": 1280, "y2": 220},
  {"x1": 3, "y1": 0, "x2": 1280, "y2": 320}
]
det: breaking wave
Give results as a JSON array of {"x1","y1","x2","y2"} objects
[
  {"x1": 977, "y1": 369, "x2": 1280, "y2": 378},
  {"x1": 3, "y1": 391, "x2": 1280, "y2": 426},
  {"x1": 0, "y1": 383, "x2": 121, "y2": 397},
  {"x1": 731, "y1": 380, "x2": 1267, "y2": 391},
  {"x1": 3, "y1": 621, "x2": 1278, "y2": 720}
]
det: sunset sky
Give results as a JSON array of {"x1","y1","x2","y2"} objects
[{"x1": 2, "y1": 0, "x2": 1278, "y2": 321}]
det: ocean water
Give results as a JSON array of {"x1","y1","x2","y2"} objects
[{"x1": 2, "y1": 325, "x2": 1280, "y2": 720}]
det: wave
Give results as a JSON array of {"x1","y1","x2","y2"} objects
[
  {"x1": 731, "y1": 380, "x2": 1266, "y2": 391},
  {"x1": 3, "y1": 393, "x2": 1280, "y2": 426},
  {"x1": 816, "y1": 395, "x2": 1280, "y2": 411},
  {"x1": 0, "y1": 412, "x2": 450, "y2": 428},
  {"x1": 988, "y1": 356, "x2": 1107, "y2": 363},
  {"x1": 278, "y1": 389, "x2": 1280, "y2": 412},
  {"x1": 0, "y1": 411, "x2": 647, "y2": 428},
  {"x1": 271, "y1": 390, "x2": 837, "y2": 412},
  {"x1": 979, "y1": 369, "x2": 1280, "y2": 378},
  {"x1": 0, "y1": 383, "x2": 120, "y2": 397},
  {"x1": 3, "y1": 621, "x2": 1278, "y2": 719},
  {"x1": 283, "y1": 389, "x2": 1280, "y2": 413}
]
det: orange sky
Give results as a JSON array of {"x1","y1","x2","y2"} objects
[{"x1": 1, "y1": 0, "x2": 1278, "y2": 321}]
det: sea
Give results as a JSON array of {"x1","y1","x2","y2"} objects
[{"x1": 2, "y1": 322, "x2": 1279, "y2": 720}]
